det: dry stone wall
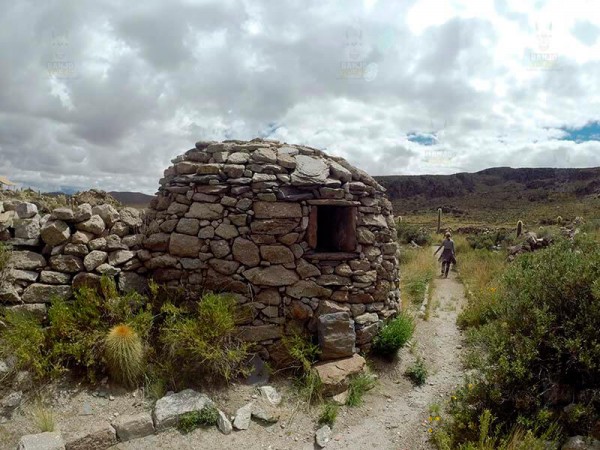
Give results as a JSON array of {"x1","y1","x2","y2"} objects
[
  {"x1": 0, "y1": 201, "x2": 147, "y2": 318},
  {"x1": 144, "y1": 138, "x2": 400, "y2": 360}
]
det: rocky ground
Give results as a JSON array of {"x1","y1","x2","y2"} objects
[{"x1": 1, "y1": 249, "x2": 466, "y2": 450}]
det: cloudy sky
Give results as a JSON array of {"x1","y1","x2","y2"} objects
[{"x1": 0, "y1": 0, "x2": 599, "y2": 194}]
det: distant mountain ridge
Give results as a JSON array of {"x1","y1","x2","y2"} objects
[
  {"x1": 373, "y1": 166, "x2": 600, "y2": 223},
  {"x1": 108, "y1": 191, "x2": 153, "y2": 207}
]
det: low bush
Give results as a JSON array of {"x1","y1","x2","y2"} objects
[
  {"x1": 0, "y1": 277, "x2": 152, "y2": 383},
  {"x1": 372, "y1": 313, "x2": 415, "y2": 358},
  {"x1": 405, "y1": 357, "x2": 428, "y2": 386},
  {"x1": 158, "y1": 293, "x2": 249, "y2": 382},
  {"x1": 397, "y1": 222, "x2": 432, "y2": 246},
  {"x1": 177, "y1": 405, "x2": 219, "y2": 433},
  {"x1": 443, "y1": 237, "x2": 600, "y2": 446}
]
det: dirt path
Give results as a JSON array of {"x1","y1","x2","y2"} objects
[
  {"x1": 113, "y1": 249, "x2": 467, "y2": 450},
  {"x1": 1, "y1": 250, "x2": 466, "y2": 450}
]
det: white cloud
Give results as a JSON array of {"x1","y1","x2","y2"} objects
[{"x1": 0, "y1": 0, "x2": 598, "y2": 194}]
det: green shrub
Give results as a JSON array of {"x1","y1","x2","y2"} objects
[
  {"x1": 372, "y1": 313, "x2": 415, "y2": 357},
  {"x1": 159, "y1": 293, "x2": 249, "y2": 382},
  {"x1": 405, "y1": 357, "x2": 428, "y2": 386},
  {"x1": 0, "y1": 309, "x2": 50, "y2": 378},
  {"x1": 445, "y1": 237, "x2": 600, "y2": 445},
  {"x1": 346, "y1": 373, "x2": 376, "y2": 407},
  {"x1": 177, "y1": 405, "x2": 219, "y2": 433},
  {"x1": 104, "y1": 324, "x2": 144, "y2": 387},
  {"x1": 0, "y1": 276, "x2": 152, "y2": 382},
  {"x1": 318, "y1": 402, "x2": 338, "y2": 426},
  {"x1": 396, "y1": 222, "x2": 432, "y2": 246}
]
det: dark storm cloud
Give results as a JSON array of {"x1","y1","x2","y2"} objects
[{"x1": 0, "y1": 0, "x2": 598, "y2": 193}]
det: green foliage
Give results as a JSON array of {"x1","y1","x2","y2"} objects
[
  {"x1": 295, "y1": 370, "x2": 323, "y2": 405},
  {"x1": 0, "y1": 309, "x2": 52, "y2": 378},
  {"x1": 405, "y1": 276, "x2": 430, "y2": 305},
  {"x1": 405, "y1": 357, "x2": 428, "y2": 386},
  {"x1": 177, "y1": 405, "x2": 219, "y2": 433},
  {"x1": 158, "y1": 293, "x2": 249, "y2": 382},
  {"x1": 445, "y1": 237, "x2": 600, "y2": 446},
  {"x1": 466, "y1": 230, "x2": 515, "y2": 250},
  {"x1": 346, "y1": 373, "x2": 376, "y2": 407},
  {"x1": 434, "y1": 409, "x2": 560, "y2": 450},
  {"x1": 318, "y1": 402, "x2": 339, "y2": 426},
  {"x1": 372, "y1": 313, "x2": 415, "y2": 357},
  {"x1": 0, "y1": 242, "x2": 10, "y2": 272},
  {"x1": 0, "y1": 276, "x2": 152, "y2": 382},
  {"x1": 396, "y1": 221, "x2": 432, "y2": 246},
  {"x1": 104, "y1": 324, "x2": 144, "y2": 387},
  {"x1": 0, "y1": 243, "x2": 11, "y2": 289},
  {"x1": 282, "y1": 332, "x2": 320, "y2": 373}
]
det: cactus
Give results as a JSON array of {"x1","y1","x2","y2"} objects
[
  {"x1": 436, "y1": 208, "x2": 442, "y2": 233},
  {"x1": 517, "y1": 220, "x2": 523, "y2": 238},
  {"x1": 104, "y1": 324, "x2": 144, "y2": 387},
  {"x1": 556, "y1": 215, "x2": 563, "y2": 225}
]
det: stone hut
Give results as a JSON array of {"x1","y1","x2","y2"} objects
[{"x1": 144, "y1": 138, "x2": 400, "y2": 361}]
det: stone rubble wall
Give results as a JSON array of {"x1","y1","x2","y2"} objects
[
  {"x1": 0, "y1": 138, "x2": 401, "y2": 361},
  {"x1": 0, "y1": 200, "x2": 147, "y2": 318},
  {"x1": 144, "y1": 138, "x2": 400, "y2": 360}
]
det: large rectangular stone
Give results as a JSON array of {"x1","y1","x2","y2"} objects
[
  {"x1": 238, "y1": 325, "x2": 283, "y2": 342},
  {"x1": 253, "y1": 202, "x2": 302, "y2": 219}
]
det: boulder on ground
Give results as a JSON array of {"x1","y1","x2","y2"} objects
[
  {"x1": 17, "y1": 432, "x2": 65, "y2": 450},
  {"x1": 313, "y1": 354, "x2": 367, "y2": 396},
  {"x1": 152, "y1": 389, "x2": 214, "y2": 431},
  {"x1": 112, "y1": 412, "x2": 154, "y2": 442},
  {"x1": 63, "y1": 420, "x2": 116, "y2": 450}
]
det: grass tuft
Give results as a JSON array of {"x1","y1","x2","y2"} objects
[
  {"x1": 318, "y1": 402, "x2": 339, "y2": 426},
  {"x1": 346, "y1": 373, "x2": 376, "y2": 407}
]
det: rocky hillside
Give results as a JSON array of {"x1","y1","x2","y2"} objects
[{"x1": 375, "y1": 166, "x2": 600, "y2": 224}]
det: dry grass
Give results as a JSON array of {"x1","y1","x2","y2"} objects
[
  {"x1": 399, "y1": 247, "x2": 437, "y2": 310},
  {"x1": 29, "y1": 401, "x2": 55, "y2": 432}
]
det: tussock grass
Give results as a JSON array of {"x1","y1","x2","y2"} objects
[
  {"x1": 29, "y1": 401, "x2": 55, "y2": 432},
  {"x1": 346, "y1": 373, "x2": 376, "y2": 407}
]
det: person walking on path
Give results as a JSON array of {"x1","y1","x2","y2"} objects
[{"x1": 434, "y1": 232, "x2": 457, "y2": 278}]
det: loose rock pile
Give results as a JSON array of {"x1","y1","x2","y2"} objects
[
  {"x1": 144, "y1": 138, "x2": 400, "y2": 359},
  {"x1": 0, "y1": 200, "x2": 147, "y2": 316}
]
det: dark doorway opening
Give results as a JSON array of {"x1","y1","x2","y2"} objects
[{"x1": 309, "y1": 205, "x2": 357, "y2": 252}]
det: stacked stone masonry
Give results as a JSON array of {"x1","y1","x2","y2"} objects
[
  {"x1": 145, "y1": 139, "x2": 400, "y2": 359},
  {"x1": 0, "y1": 138, "x2": 400, "y2": 360},
  {"x1": 0, "y1": 201, "x2": 147, "y2": 319}
]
